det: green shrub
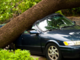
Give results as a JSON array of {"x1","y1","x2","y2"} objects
[{"x1": 0, "y1": 49, "x2": 38, "y2": 60}]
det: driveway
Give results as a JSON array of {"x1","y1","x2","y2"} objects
[
  {"x1": 64, "y1": 58, "x2": 80, "y2": 60},
  {"x1": 32, "y1": 55, "x2": 80, "y2": 60}
]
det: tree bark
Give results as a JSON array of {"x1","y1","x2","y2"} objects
[{"x1": 0, "y1": 0, "x2": 80, "y2": 47}]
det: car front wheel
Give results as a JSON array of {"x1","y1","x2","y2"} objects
[{"x1": 45, "y1": 43, "x2": 61, "y2": 60}]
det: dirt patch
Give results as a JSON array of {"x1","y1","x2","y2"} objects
[{"x1": 31, "y1": 55, "x2": 46, "y2": 60}]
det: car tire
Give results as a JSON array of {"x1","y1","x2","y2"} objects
[{"x1": 45, "y1": 43, "x2": 62, "y2": 60}]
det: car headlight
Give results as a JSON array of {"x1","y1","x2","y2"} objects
[{"x1": 63, "y1": 41, "x2": 80, "y2": 46}]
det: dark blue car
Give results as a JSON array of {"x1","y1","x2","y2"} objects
[{"x1": 4, "y1": 13, "x2": 80, "y2": 60}]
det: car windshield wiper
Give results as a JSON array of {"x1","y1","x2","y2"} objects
[
  {"x1": 62, "y1": 25, "x2": 74, "y2": 28},
  {"x1": 48, "y1": 28, "x2": 59, "y2": 31}
]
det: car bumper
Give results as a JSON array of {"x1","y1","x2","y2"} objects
[{"x1": 60, "y1": 46, "x2": 80, "y2": 58}]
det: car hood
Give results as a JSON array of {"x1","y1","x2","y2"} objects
[{"x1": 43, "y1": 25, "x2": 80, "y2": 41}]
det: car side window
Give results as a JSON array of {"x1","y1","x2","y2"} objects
[{"x1": 23, "y1": 25, "x2": 38, "y2": 34}]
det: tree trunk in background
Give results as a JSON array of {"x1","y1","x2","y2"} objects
[{"x1": 0, "y1": 0, "x2": 80, "y2": 47}]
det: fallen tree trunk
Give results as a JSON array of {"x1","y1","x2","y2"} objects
[{"x1": 0, "y1": 0, "x2": 80, "y2": 47}]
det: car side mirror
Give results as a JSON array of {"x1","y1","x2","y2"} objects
[{"x1": 30, "y1": 30, "x2": 39, "y2": 35}]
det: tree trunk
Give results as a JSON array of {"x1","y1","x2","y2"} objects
[{"x1": 0, "y1": 0, "x2": 80, "y2": 48}]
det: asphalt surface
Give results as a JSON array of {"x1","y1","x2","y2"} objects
[
  {"x1": 32, "y1": 55, "x2": 80, "y2": 60},
  {"x1": 63, "y1": 58, "x2": 80, "y2": 60}
]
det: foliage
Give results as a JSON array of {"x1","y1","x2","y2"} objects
[
  {"x1": 62, "y1": 7, "x2": 80, "y2": 16},
  {"x1": 56, "y1": 8, "x2": 80, "y2": 16},
  {"x1": 69, "y1": 7, "x2": 80, "y2": 16},
  {"x1": 0, "y1": 0, "x2": 41, "y2": 23},
  {"x1": 0, "y1": 49, "x2": 38, "y2": 60},
  {"x1": 55, "y1": 10, "x2": 63, "y2": 15},
  {"x1": 18, "y1": 0, "x2": 41, "y2": 13}
]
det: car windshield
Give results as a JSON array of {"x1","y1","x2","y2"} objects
[{"x1": 37, "y1": 15, "x2": 74, "y2": 31}]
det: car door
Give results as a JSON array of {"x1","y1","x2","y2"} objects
[{"x1": 21, "y1": 30, "x2": 42, "y2": 54}]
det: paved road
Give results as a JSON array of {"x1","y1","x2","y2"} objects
[
  {"x1": 32, "y1": 55, "x2": 80, "y2": 60},
  {"x1": 64, "y1": 58, "x2": 80, "y2": 60}
]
